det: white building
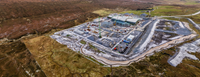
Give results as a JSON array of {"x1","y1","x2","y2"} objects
[
  {"x1": 74, "y1": 29, "x2": 84, "y2": 35},
  {"x1": 127, "y1": 35, "x2": 135, "y2": 41},
  {"x1": 109, "y1": 13, "x2": 142, "y2": 24},
  {"x1": 126, "y1": 18, "x2": 142, "y2": 24}
]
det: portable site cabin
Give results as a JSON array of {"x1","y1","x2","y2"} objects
[{"x1": 74, "y1": 29, "x2": 84, "y2": 35}]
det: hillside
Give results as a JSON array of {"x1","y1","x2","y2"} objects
[
  {"x1": 0, "y1": 0, "x2": 153, "y2": 39},
  {"x1": 140, "y1": 0, "x2": 200, "y2": 5}
]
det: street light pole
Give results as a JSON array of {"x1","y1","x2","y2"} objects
[
  {"x1": 99, "y1": 16, "x2": 102, "y2": 38},
  {"x1": 110, "y1": 65, "x2": 113, "y2": 77}
]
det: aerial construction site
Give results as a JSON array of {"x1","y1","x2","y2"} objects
[{"x1": 51, "y1": 13, "x2": 198, "y2": 67}]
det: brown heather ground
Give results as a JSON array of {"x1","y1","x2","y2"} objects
[{"x1": 0, "y1": 0, "x2": 153, "y2": 39}]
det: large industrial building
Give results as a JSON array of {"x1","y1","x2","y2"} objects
[{"x1": 108, "y1": 13, "x2": 142, "y2": 25}]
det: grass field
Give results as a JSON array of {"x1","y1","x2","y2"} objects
[
  {"x1": 120, "y1": 5, "x2": 200, "y2": 16},
  {"x1": 184, "y1": 1, "x2": 199, "y2": 5},
  {"x1": 80, "y1": 40, "x2": 86, "y2": 44},
  {"x1": 121, "y1": 6, "x2": 182, "y2": 16},
  {"x1": 23, "y1": 36, "x2": 110, "y2": 77},
  {"x1": 93, "y1": 5, "x2": 200, "y2": 19}
]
